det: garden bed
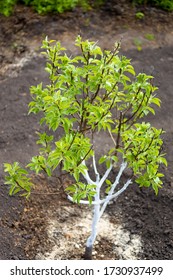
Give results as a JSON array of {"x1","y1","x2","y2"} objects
[{"x1": 0, "y1": 1, "x2": 173, "y2": 259}]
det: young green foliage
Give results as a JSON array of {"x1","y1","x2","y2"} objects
[
  {"x1": 3, "y1": 36, "x2": 167, "y2": 259},
  {"x1": 4, "y1": 162, "x2": 33, "y2": 198},
  {"x1": 4, "y1": 36, "x2": 166, "y2": 200}
]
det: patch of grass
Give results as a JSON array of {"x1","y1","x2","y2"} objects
[
  {"x1": 145, "y1": 33, "x2": 155, "y2": 41},
  {"x1": 0, "y1": 0, "x2": 105, "y2": 16},
  {"x1": 132, "y1": 0, "x2": 173, "y2": 12}
]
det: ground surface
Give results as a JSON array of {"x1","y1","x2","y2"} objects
[{"x1": 0, "y1": 1, "x2": 173, "y2": 260}]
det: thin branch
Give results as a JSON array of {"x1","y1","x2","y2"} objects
[
  {"x1": 77, "y1": 146, "x2": 93, "y2": 168},
  {"x1": 92, "y1": 154, "x2": 100, "y2": 182},
  {"x1": 112, "y1": 161, "x2": 127, "y2": 189},
  {"x1": 106, "y1": 179, "x2": 132, "y2": 202},
  {"x1": 90, "y1": 83, "x2": 101, "y2": 103},
  {"x1": 82, "y1": 160, "x2": 95, "y2": 185},
  {"x1": 67, "y1": 130, "x2": 78, "y2": 151},
  {"x1": 108, "y1": 129, "x2": 116, "y2": 148},
  {"x1": 102, "y1": 81, "x2": 118, "y2": 102},
  {"x1": 125, "y1": 109, "x2": 144, "y2": 131},
  {"x1": 98, "y1": 162, "x2": 113, "y2": 188},
  {"x1": 121, "y1": 92, "x2": 145, "y2": 125},
  {"x1": 79, "y1": 88, "x2": 89, "y2": 134},
  {"x1": 115, "y1": 111, "x2": 123, "y2": 152},
  {"x1": 99, "y1": 178, "x2": 132, "y2": 218},
  {"x1": 106, "y1": 42, "x2": 120, "y2": 65},
  {"x1": 80, "y1": 43, "x2": 88, "y2": 62},
  {"x1": 50, "y1": 48, "x2": 57, "y2": 91},
  {"x1": 74, "y1": 96, "x2": 80, "y2": 106},
  {"x1": 99, "y1": 161, "x2": 127, "y2": 217}
]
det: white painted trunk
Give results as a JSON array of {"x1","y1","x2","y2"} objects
[{"x1": 67, "y1": 157, "x2": 132, "y2": 259}]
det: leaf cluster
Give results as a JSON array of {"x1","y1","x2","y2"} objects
[
  {"x1": 4, "y1": 162, "x2": 33, "y2": 198},
  {"x1": 66, "y1": 182, "x2": 96, "y2": 204},
  {"x1": 120, "y1": 123, "x2": 167, "y2": 194}
]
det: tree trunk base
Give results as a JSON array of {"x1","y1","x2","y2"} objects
[{"x1": 83, "y1": 246, "x2": 93, "y2": 260}]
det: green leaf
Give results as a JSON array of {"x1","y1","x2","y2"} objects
[
  {"x1": 73, "y1": 170, "x2": 80, "y2": 182},
  {"x1": 99, "y1": 155, "x2": 107, "y2": 164},
  {"x1": 158, "y1": 157, "x2": 168, "y2": 166},
  {"x1": 106, "y1": 179, "x2": 112, "y2": 185},
  {"x1": 105, "y1": 186, "x2": 111, "y2": 194},
  {"x1": 4, "y1": 163, "x2": 12, "y2": 173},
  {"x1": 151, "y1": 97, "x2": 161, "y2": 107},
  {"x1": 106, "y1": 159, "x2": 111, "y2": 169},
  {"x1": 88, "y1": 195, "x2": 93, "y2": 205},
  {"x1": 111, "y1": 155, "x2": 118, "y2": 162}
]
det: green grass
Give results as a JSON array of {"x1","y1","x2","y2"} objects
[
  {"x1": 145, "y1": 33, "x2": 155, "y2": 41},
  {"x1": 133, "y1": 0, "x2": 173, "y2": 12},
  {"x1": 0, "y1": 0, "x2": 104, "y2": 16}
]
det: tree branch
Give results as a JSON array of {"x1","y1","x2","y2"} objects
[
  {"x1": 99, "y1": 178, "x2": 132, "y2": 218},
  {"x1": 81, "y1": 160, "x2": 95, "y2": 185},
  {"x1": 98, "y1": 162, "x2": 113, "y2": 188},
  {"x1": 93, "y1": 154, "x2": 100, "y2": 182},
  {"x1": 99, "y1": 161, "x2": 127, "y2": 217},
  {"x1": 105, "y1": 42, "x2": 120, "y2": 65},
  {"x1": 122, "y1": 91, "x2": 146, "y2": 125},
  {"x1": 114, "y1": 111, "x2": 123, "y2": 153}
]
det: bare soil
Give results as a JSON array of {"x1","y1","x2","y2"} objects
[{"x1": 0, "y1": 1, "x2": 173, "y2": 260}]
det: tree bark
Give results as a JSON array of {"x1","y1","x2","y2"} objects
[{"x1": 84, "y1": 245, "x2": 93, "y2": 260}]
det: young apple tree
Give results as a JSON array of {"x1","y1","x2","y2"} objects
[{"x1": 4, "y1": 36, "x2": 167, "y2": 259}]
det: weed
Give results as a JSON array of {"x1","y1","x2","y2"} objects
[
  {"x1": 145, "y1": 33, "x2": 155, "y2": 41},
  {"x1": 135, "y1": 11, "x2": 145, "y2": 19}
]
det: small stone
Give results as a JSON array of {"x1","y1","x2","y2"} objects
[
  {"x1": 113, "y1": 5, "x2": 124, "y2": 16},
  {"x1": 64, "y1": 232, "x2": 73, "y2": 239},
  {"x1": 75, "y1": 244, "x2": 80, "y2": 249},
  {"x1": 78, "y1": 223, "x2": 84, "y2": 228}
]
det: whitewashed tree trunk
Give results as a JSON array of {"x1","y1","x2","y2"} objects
[{"x1": 68, "y1": 157, "x2": 132, "y2": 259}]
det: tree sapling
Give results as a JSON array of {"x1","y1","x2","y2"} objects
[{"x1": 4, "y1": 36, "x2": 167, "y2": 259}]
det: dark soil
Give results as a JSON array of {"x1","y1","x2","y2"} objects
[{"x1": 0, "y1": 1, "x2": 173, "y2": 260}]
